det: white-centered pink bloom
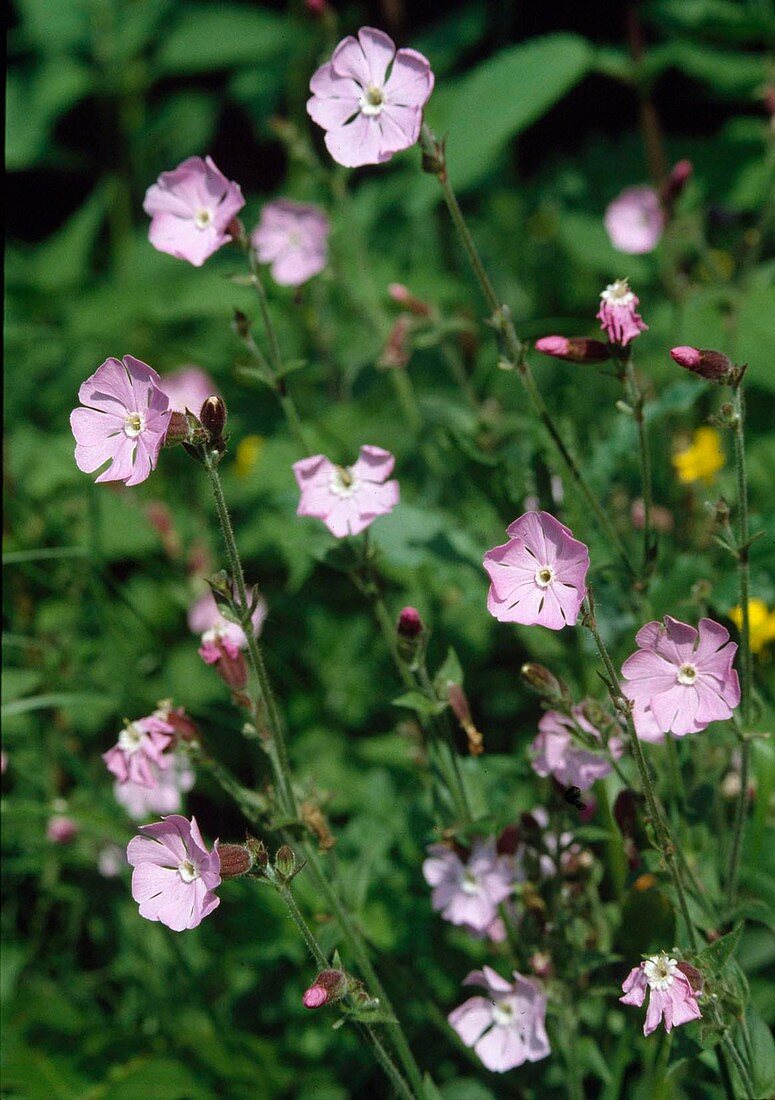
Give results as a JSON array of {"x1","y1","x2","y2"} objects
[
  {"x1": 620, "y1": 953, "x2": 702, "y2": 1036},
  {"x1": 143, "y1": 156, "x2": 244, "y2": 267},
  {"x1": 604, "y1": 186, "x2": 664, "y2": 254},
  {"x1": 293, "y1": 445, "x2": 399, "y2": 538},
  {"x1": 307, "y1": 27, "x2": 434, "y2": 168},
  {"x1": 531, "y1": 707, "x2": 623, "y2": 790},
  {"x1": 251, "y1": 199, "x2": 330, "y2": 286},
  {"x1": 422, "y1": 838, "x2": 518, "y2": 935},
  {"x1": 102, "y1": 715, "x2": 175, "y2": 788},
  {"x1": 621, "y1": 616, "x2": 740, "y2": 737},
  {"x1": 597, "y1": 279, "x2": 648, "y2": 346},
  {"x1": 449, "y1": 966, "x2": 550, "y2": 1073},
  {"x1": 114, "y1": 754, "x2": 196, "y2": 821},
  {"x1": 127, "y1": 814, "x2": 221, "y2": 931},
  {"x1": 188, "y1": 589, "x2": 267, "y2": 664},
  {"x1": 71, "y1": 356, "x2": 171, "y2": 487},
  {"x1": 483, "y1": 511, "x2": 589, "y2": 630},
  {"x1": 158, "y1": 366, "x2": 220, "y2": 417}
]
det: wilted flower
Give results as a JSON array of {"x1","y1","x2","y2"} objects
[
  {"x1": 483, "y1": 511, "x2": 589, "y2": 630},
  {"x1": 158, "y1": 366, "x2": 220, "y2": 417},
  {"x1": 530, "y1": 707, "x2": 623, "y2": 790},
  {"x1": 47, "y1": 815, "x2": 78, "y2": 844},
  {"x1": 621, "y1": 616, "x2": 740, "y2": 737},
  {"x1": 102, "y1": 715, "x2": 175, "y2": 788},
  {"x1": 114, "y1": 754, "x2": 196, "y2": 821},
  {"x1": 71, "y1": 356, "x2": 171, "y2": 486},
  {"x1": 143, "y1": 156, "x2": 244, "y2": 267},
  {"x1": 251, "y1": 199, "x2": 330, "y2": 286},
  {"x1": 620, "y1": 952, "x2": 702, "y2": 1036},
  {"x1": 422, "y1": 838, "x2": 518, "y2": 935},
  {"x1": 729, "y1": 599, "x2": 775, "y2": 655},
  {"x1": 188, "y1": 589, "x2": 267, "y2": 665},
  {"x1": 597, "y1": 279, "x2": 648, "y2": 346},
  {"x1": 307, "y1": 27, "x2": 434, "y2": 168},
  {"x1": 672, "y1": 426, "x2": 725, "y2": 484},
  {"x1": 448, "y1": 966, "x2": 550, "y2": 1073},
  {"x1": 293, "y1": 445, "x2": 399, "y2": 538},
  {"x1": 127, "y1": 814, "x2": 221, "y2": 931},
  {"x1": 604, "y1": 186, "x2": 664, "y2": 254}
]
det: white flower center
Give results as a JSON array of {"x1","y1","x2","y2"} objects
[
  {"x1": 643, "y1": 953, "x2": 678, "y2": 991},
  {"x1": 178, "y1": 859, "x2": 199, "y2": 883},
  {"x1": 491, "y1": 1000, "x2": 514, "y2": 1027},
  {"x1": 288, "y1": 229, "x2": 302, "y2": 248},
  {"x1": 124, "y1": 412, "x2": 145, "y2": 438},
  {"x1": 194, "y1": 208, "x2": 213, "y2": 229},
  {"x1": 360, "y1": 84, "x2": 385, "y2": 116},
  {"x1": 677, "y1": 663, "x2": 697, "y2": 686},
  {"x1": 118, "y1": 723, "x2": 145, "y2": 755},
  {"x1": 329, "y1": 467, "x2": 359, "y2": 499},
  {"x1": 601, "y1": 279, "x2": 635, "y2": 307},
  {"x1": 535, "y1": 565, "x2": 555, "y2": 588},
  {"x1": 460, "y1": 870, "x2": 480, "y2": 896}
]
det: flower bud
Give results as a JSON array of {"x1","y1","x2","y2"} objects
[
  {"x1": 420, "y1": 129, "x2": 446, "y2": 176},
  {"x1": 302, "y1": 968, "x2": 346, "y2": 1009},
  {"x1": 670, "y1": 346, "x2": 735, "y2": 384},
  {"x1": 520, "y1": 663, "x2": 566, "y2": 702},
  {"x1": 378, "y1": 315, "x2": 411, "y2": 369},
  {"x1": 397, "y1": 606, "x2": 425, "y2": 664},
  {"x1": 388, "y1": 284, "x2": 432, "y2": 317},
  {"x1": 247, "y1": 835, "x2": 268, "y2": 868},
  {"x1": 676, "y1": 961, "x2": 704, "y2": 994},
  {"x1": 534, "y1": 336, "x2": 612, "y2": 364},
  {"x1": 200, "y1": 395, "x2": 227, "y2": 441},
  {"x1": 47, "y1": 815, "x2": 78, "y2": 844},
  {"x1": 448, "y1": 684, "x2": 484, "y2": 756},
  {"x1": 274, "y1": 844, "x2": 297, "y2": 881},
  {"x1": 662, "y1": 159, "x2": 693, "y2": 206},
  {"x1": 496, "y1": 823, "x2": 520, "y2": 855},
  {"x1": 216, "y1": 648, "x2": 248, "y2": 694},
  {"x1": 218, "y1": 843, "x2": 253, "y2": 879}
]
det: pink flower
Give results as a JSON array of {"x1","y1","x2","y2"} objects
[
  {"x1": 604, "y1": 186, "x2": 664, "y2": 254},
  {"x1": 114, "y1": 754, "x2": 195, "y2": 821},
  {"x1": 143, "y1": 156, "x2": 244, "y2": 267},
  {"x1": 98, "y1": 845, "x2": 125, "y2": 878},
  {"x1": 422, "y1": 838, "x2": 518, "y2": 935},
  {"x1": 620, "y1": 953, "x2": 702, "y2": 1035},
  {"x1": 71, "y1": 356, "x2": 171, "y2": 486},
  {"x1": 188, "y1": 590, "x2": 267, "y2": 664},
  {"x1": 621, "y1": 616, "x2": 740, "y2": 737},
  {"x1": 302, "y1": 969, "x2": 346, "y2": 1009},
  {"x1": 293, "y1": 445, "x2": 399, "y2": 538},
  {"x1": 158, "y1": 366, "x2": 220, "y2": 417},
  {"x1": 127, "y1": 814, "x2": 221, "y2": 931},
  {"x1": 483, "y1": 511, "x2": 589, "y2": 630},
  {"x1": 448, "y1": 966, "x2": 550, "y2": 1073},
  {"x1": 307, "y1": 27, "x2": 434, "y2": 168},
  {"x1": 47, "y1": 815, "x2": 78, "y2": 844},
  {"x1": 251, "y1": 199, "x2": 330, "y2": 286},
  {"x1": 531, "y1": 707, "x2": 623, "y2": 790},
  {"x1": 597, "y1": 279, "x2": 648, "y2": 346},
  {"x1": 102, "y1": 715, "x2": 175, "y2": 788}
]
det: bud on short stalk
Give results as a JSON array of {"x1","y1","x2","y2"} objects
[
  {"x1": 274, "y1": 844, "x2": 298, "y2": 882},
  {"x1": 388, "y1": 283, "x2": 432, "y2": 317},
  {"x1": 534, "y1": 336, "x2": 612, "y2": 364},
  {"x1": 520, "y1": 662, "x2": 568, "y2": 703},
  {"x1": 396, "y1": 606, "x2": 425, "y2": 663},
  {"x1": 218, "y1": 843, "x2": 254, "y2": 879},
  {"x1": 200, "y1": 395, "x2": 227, "y2": 440},
  {"x1": 670, "y1": 346, "x2": 736, "y2": 385},
  {"x1": 302, "y1": 968, "x2": 347, "y2": 1009}
]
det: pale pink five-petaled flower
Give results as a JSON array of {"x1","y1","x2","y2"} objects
[
  {"x1": 307, "y1": 26, "x2": 434, "y2": 168},
  {"x1": 158, "y1": 366, "x2": 220, "y2": 417},
  {"x1": 620, "y1": 952, "x2": 702, "y2": 1036},
  {"x1": 293, "y1": 445, "x2": 399, "y2": 538},
  {"x1": 604, "y1": 186, "x2": 664, "y2": 255},
  {"x1": 621, "y1": 615, "x2": 740, "y2": 737},
  {"x1": 422, "y1": 838, "x2": 517, "y2": 936},
  {"x1": 102, "y1": 714, "x2": 175, "y2": 788},
  {"x1": 115, "y1": 754, "x2": 196, "y2": 821},
  {"x1": 596, "y1": 279, "x2": 648, "y2": 346},
  {"x1": 127, "y1": 814, "x2": 221, "y2": 932},
  {"x1": 448, "y1": 966, "x2": 551, "y2": 1073},
  {"x1": 143, "y1": 156, "x2": 244, "y2": 267},
  {"x1": 531, "y1": 707, "x2": 623, "y2": 790},
  {"x1": 251, "y1": 199, "x2": 330, "y2": 286},
  {"x1": 483, "y1": 511, "x2": 590, "y2": 630},
  {"x1": 71, "y1": 356, "x2": 171, "y2": 487}
]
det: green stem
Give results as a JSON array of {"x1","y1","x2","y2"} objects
[
  {"x1": 664, "y1": 735, "x2": 687, "y2": 818},
  {"x1": 726, "y1": 380, "x2": 753, "y2": 906},
  {"x1": 721, "y1": 1031, "x2": 756, "y2": 1098},
  {"x1": 624, "y1": 357, "x2": 654, "y2": 581},
  {"x1": 582, "y1": 597, "x2": 698, "y2": 950},
  {"x1": 420, "y1": 124, "x2": 637, "y2": 579}
]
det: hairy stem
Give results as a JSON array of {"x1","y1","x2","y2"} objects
[{"x1": 624, "y1": 357, "x2": 655, "y2": 582}]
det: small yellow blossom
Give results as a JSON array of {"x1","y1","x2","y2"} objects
[
  {"x1": 729, "y1": 599, "x2": 775, "y2": 655},
  {"x1": 235, "y1": 434, "x2": 265, "y2": 479},
  {"x1": 672, "y1": 426, "x2": 725, "y2": 485}
]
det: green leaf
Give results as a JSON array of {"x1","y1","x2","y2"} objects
[
  {"x1": 643, "y1": 0, "x2": 775, "y2": 44},
  {"x1": 6, "y1": 58, "x2": 93, "y2": 170},
  {"x1": 154, "y1": 4, "x2": 293, "y2": 74},
  {"x1": 435, "y1": 647, "x2": 463, "y2": 688},
  {"x1": 697, "y1": 921, "x2": 743, "y2": 972},
  {"x1": 425, "y1": 34, "x2": 593, "y2": 193},
  {"x1": 392, "y1": 691, "x2": 446, "y2": 717},
  {"x1": 747, "y1": 1006, "x2": 775, "y2": 1097}
]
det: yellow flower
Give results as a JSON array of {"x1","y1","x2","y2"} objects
[
  {"x1": 234, "y1": 434, "x2": 264, "y2": 479},
  {"x1": 729, "y1": 599, "x2": 775, "y2": 655},
  {"x1": 672, "y1": 426, "x2": 725, "y2": 484}
]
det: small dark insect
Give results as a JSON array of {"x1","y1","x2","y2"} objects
[{"x1": 563, "y1": 786, "x2": 586, "y2": 812}]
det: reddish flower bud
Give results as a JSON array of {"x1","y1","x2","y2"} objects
[
  {"x1": 388, "y1": 283, "x2": 432, "y2": 317},
  {"x1": 448, "y1": 684, "x2": 484, "y2": 756},
  {"x1": 302, "y1": 968, "x2": 346, "y2": 1009},
  {"x1": 200, "y1": 395, "x2": 227, "y2": 440},
  {"x1": 676, "y1": 961, "x2": 704, "y2": 994},
  {"x1": 47, "y1": 815, "x2": 78, "y2": 844},
  {"x1": 218, "y1": 843, "x2": 253, "y2": 879},
  {"x1": 165, "y1": 411, "x2": 190, "y2": 443},
  {"x1": 216, "y1": 648, "x2": 248, "y2": 693},
  {"x1": 378, "y1": 315, "x2": 412, "y2": 369},
  {"x1": 496, "y1": 823, "x2": 521, "y2": 855},
  {"x1": 662, "y1": 160, "x2": 693, "y2": 206},
  {"x1": 670, "y1": 346, "x2": 734, "y2": 384},
  {"x1": 397, "y1": 607, "x2": 423, "y2": 638},
  {"x1": 520, "y1": 663, "x2": 566, "y2": 702},
  {"x1": 535, "y1": 336, "x2": 612, "y2": 364}
]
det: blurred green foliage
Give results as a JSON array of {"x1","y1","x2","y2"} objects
[{"x1": 4, "y1": 0, "x2": 775, "y2": 1096}]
